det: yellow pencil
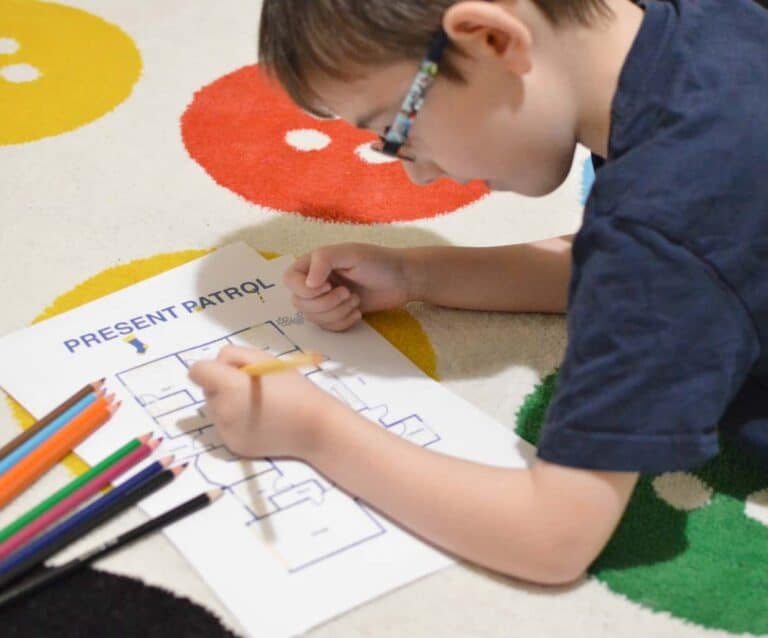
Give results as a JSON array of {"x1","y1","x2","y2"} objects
[{"x1": 240, "y1": 352, "x2": 324, "y2": 376}]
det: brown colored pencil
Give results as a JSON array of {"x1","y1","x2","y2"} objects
[
  {"x1": 0, "y1": 394, "x2": 119, "y2": 509},
  {"x1": 0, "y1": 379, "x2": 104, "y2": 463}
]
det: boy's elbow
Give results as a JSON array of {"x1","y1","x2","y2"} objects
[
  {"x1": 513, "y1": 461, "x2": 638, "y2": 585},
  {"x1": 512, "y1": 537, "x2": 594, "y2": 586}
]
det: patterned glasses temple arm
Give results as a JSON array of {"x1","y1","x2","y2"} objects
[{"x1": 377, "y1": 28, "x2": 449, "y2": 158}]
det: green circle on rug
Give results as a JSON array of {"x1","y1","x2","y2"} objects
[{"x1": 516, "y1": 373, "x2": 768, "y2": 634}]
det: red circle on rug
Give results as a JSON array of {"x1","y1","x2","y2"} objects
[{"x1": 181, "y1": 65, "x2": 489, "y2": 224}]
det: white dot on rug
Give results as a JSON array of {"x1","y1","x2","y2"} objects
[
  {"x1": 355, "y1": 142, "x2": 398, "y2": 165},
  {"x1": 745, "y1": 489, "x2": 768, "y2": 526},
  {"x1": 652, "y1": 472, "x2": 713, "y2": 511},
  {"x1": 0, "y1": 63, "x2": 41, "y2": 83},
  {"x1": 284, "y1": 129, "x2": 331, "y2": 151},
  {"x1": 0, "y1": 38, "x2": 20, "y2": 55}
]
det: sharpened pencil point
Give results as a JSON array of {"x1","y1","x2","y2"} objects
[
  {"x1": 207, "y1": 488, "x2": 224, "y2": 501},
  {"x1": 159, "y1": 455, "x2": 174, "y2": 466}
]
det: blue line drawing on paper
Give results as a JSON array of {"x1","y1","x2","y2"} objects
[{"x1": 115, "y1": 320, "x2": 440, "y2": 572}]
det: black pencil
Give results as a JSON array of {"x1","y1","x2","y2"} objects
[
  {"x1": 0, "y1": 461, "x2": 185, "y2": 590},
  {"x1": 0, "y1": 488, "x2": 223, "y2": 608},
  {"x1": 0, "y1": 379, "x2": 104, "y2": 462}
]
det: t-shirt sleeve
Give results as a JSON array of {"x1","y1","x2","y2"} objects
[{"x1": 537, "y1": 217, "x2": 759, "y2": 473}]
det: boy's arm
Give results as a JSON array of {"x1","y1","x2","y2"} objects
[
  {"x1": 404, "y1": 235, "x2": 574, "y2": 314},
  {"x1": 306, "y1": 401, "x2": 637, "y2": 585}
]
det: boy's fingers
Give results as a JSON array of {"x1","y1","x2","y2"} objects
[
  {"x1": 323, "y1": 308, "x2": 363, "y2": 332},
  {"x1": 215, "y1": 345, "x2": 274, "y2": 369},
  {"x1": 188, "y1": 360, "x2": 246, "y2": 396},
  {"x1": 292, "y1": 287, "x2": 351, "y2": 314},
  {"x1": 305, "y1": 295, "x2": 360, "y2": 328}
]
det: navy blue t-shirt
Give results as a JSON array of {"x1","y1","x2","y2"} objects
[{"x1": 537, "y1": 0, "x2": 768, "y2": 473}]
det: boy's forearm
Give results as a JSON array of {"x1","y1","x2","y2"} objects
[
  {"x1": 304, "y1": 402, "x2": 636, "y2": 585},
  {"x1": 404, "y1": 237, "x2": 573, "y2": 313}
]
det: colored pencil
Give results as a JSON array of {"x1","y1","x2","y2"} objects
[
  {"x1": 0, "y1": 437, "x2": 160, "y2": 560},
  {"x1": 0, "y1": 392, "x2": 100, "y2": 477},
  {"x1": 0, "y1": 434, "x2": 150, "y2": 544},
  {"x1": 0, "y1": 380, "x2": 103, "y2": 463},
  {"x1": 0, "y1": 458, "x2": 183, "y2": 588},
  {"x1": 240, "y1": 352, "x2": 323, "y2": 376},
  {"x1": 0, "y1": 489, "x2": 223, "y2": 608},
  {"x1": 0, "y1": 395, "x2": 118, "y2": 509}
]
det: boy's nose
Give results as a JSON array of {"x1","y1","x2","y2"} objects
[{"x1": 402, "y1": 159, "x2": 443, "y2": 186}]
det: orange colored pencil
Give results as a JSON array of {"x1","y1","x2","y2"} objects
[
  {"x1": 0, "y1": 395, "x2": 120, "y2": 509},
  {"x1": 0, "y1": 379, "x2": 104, "y2": 462}
]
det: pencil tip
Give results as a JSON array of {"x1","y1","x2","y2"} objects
[
  {"x1": 160, "y1": 455, "x2": 175, "y2": 466},
  {"x1": 172, "y1": 462, "x2": 189, "y2": 476},
  {"x1": 148, "y1": 437, "x2": 162, "y2": 449},
  {"x1": 208, "y1": 488, "x2": 224, "y2": 500},
  {"x1": 109, "y1": 400, "x2": 122, "y2": 413},
  {"x1": 138, "y1": 433, "x2": 152, "y2": 444}
]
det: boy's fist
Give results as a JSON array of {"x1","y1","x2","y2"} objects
[
  {"x1": 188, "y1": 345, "x2": 338, "y2": 459},
  {"x1": 283, "y1": 243, "x2": 415, "y2": 331}
]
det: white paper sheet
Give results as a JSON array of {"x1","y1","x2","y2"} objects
[{"x1": 0, "y1": 243, "x2": 534, "y2": 637}]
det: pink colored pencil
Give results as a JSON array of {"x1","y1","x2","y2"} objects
[{"x1": 0, "y1": 438, "x2": 160, "y2": 560}]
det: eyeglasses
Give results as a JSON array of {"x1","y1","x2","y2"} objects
[{"x1": 371, "y1": 28, "x2": 449, "y2": 162}]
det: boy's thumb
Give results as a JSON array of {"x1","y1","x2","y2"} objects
[
  {"x1": 306, "y1": 246, "x2": 358, "y2": 288},
  {"x1": 305, "y1": 249, "x2": 335, "y2": 288}
]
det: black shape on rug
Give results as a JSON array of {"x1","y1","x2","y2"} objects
[{"x1": 0, "y1": 566, "x2": 241, "y2": 638}]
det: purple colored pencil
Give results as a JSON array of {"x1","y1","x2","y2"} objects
[{"x1": 0, "y1": 439, "x2": 157, "y2": 561}]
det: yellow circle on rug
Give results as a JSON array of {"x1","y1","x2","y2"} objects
[
  {"x1": 0, "y1": 0, "x2": 142, "y2": 145},
  {"x1": 8, "y1": 249, "x2": 438, "y2": 475}
]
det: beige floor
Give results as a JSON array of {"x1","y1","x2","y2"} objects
[{"x1": 0, "y1": 1, "x2": 745, "y2": 636}]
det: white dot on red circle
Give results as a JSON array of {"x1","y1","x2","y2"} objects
[
  {"x1": 355, "y1": 142, "x2": 398, "y2": 165},
  {"x1": 284, "y1": 129, "x2": 331, "y2": 152},
  {"x1": 0, "y1": 38, "x2": 20, "y2": 55},
  {"x1": 0, "y1": 63, "x2": 41, "y2": 83}
]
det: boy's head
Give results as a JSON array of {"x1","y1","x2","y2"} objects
[{"x1": 259, "y1": 0, "x2": 613, "y2": 195}]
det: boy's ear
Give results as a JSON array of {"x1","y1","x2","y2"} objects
[{"x1": 443, "y1": 1, "x2": 533, "y2": 75}]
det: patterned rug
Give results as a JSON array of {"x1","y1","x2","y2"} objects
[{"x1": 1, "y1": 1, "x2": 765, "y2": 636}]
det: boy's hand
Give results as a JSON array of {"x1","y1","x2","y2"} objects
[
  {"x1": 188, "y1": 346, "x2": 341, "y2": 459},
  {"x1": 283, "y1": 243, "x2": 414, "y2": 331}
]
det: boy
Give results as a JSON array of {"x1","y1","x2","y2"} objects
[{"x1": 189, "y1": 0, "x2": 768, "y2": 584}]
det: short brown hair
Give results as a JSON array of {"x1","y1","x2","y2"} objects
[{"x1": 259, "y1": 0, "x2": 610, "y2": 117}]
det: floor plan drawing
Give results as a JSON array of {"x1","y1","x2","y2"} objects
[{"x1": 115, "y1": 320, "x2": 441, "y2": 571}]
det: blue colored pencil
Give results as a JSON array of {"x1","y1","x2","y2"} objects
[
  {"x1": 0, "y1": 457, "x2": 179, "y2": 589},
  {"x1": 0, "y1": 393, "x2": 98, "y2": 477}
]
